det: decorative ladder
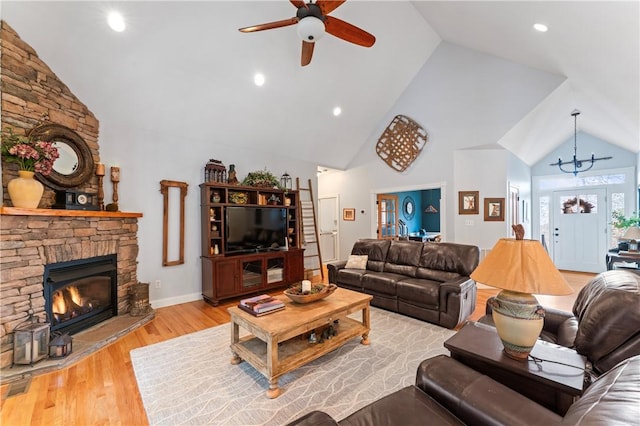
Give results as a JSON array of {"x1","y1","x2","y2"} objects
[{"x1": 296, "y1": 178, "x2": 324, "y2": 281}]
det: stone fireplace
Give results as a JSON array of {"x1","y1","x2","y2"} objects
[
  {"x1": 0, "y1": 208, "x2": 142, "y2": 370},
  {"x1": 0, "y1": 21, "x2": 149, "y2": 376}
]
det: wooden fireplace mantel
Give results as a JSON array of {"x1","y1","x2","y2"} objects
[{"x1": 0, "y1": 207, "x2": 143, "y2": 218}]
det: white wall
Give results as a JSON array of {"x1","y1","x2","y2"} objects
[
  {"x1": 454, "y1": 148, "x2": 510, "y2": 250},
  {"x1": 99, "y1": 123, "x2": 318, "y2": 307},
  {"x1": 319, "y1": 41, "x2": 564, "y2": 260},
  {"x1": 507, "y1": 151, "x2": 533, "y2": 237}
]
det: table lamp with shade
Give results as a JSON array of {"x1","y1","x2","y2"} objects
[
  {"x1": 470, "y1": 225, "x2": 573, "y2": 360},
  {"x1": 622, "y1": 226, "x2": 640, "y2": 252}
]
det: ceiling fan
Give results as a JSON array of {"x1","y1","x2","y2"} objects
[{"x1": 238, "y1": 0, "x2": 376, "y2": 66}]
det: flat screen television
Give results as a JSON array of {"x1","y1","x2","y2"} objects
[{"x1": 225, "y1": 206, "x2": 287, "y2": 254}]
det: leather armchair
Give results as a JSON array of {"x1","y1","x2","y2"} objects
[
  {"x1": 286, "y1": 354, "x2": 640, "y2": 426},
  {"x1": 482, "y1": 270, "x2": 640, "y2": 375}
]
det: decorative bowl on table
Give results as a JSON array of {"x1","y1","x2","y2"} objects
[{"x1": 284, "y1": 283, "x2": 338, "y2": 304}]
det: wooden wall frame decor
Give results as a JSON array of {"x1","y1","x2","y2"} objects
[
  {"x1": 375, "y1": 115, "x2": 428, "y2": 172},
  {"x1": 160, "y1": 180, "x2": 188, "y2": 266},
  {"x1": 343, "y1": 208, "x2": 356, "y2": 221},
  {"x1": 484, "y1": 197, "x2": 505, "y2": 222},
  {"x1": 458, "y1": 191, "x2": 479, "y2": 215}
]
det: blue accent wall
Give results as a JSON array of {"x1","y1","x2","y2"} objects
[
  {"x1": 399, "y1": 191, "x2": 422, "y2": 233},
  {"x1": 422, "y1": 188, "x2": 441, "y2": 232},
  {"x1": 387, "y1": 189, "x2": 441, "y2": 234}
]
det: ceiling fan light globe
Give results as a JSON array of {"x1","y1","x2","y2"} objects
[{"x1": 297, "y1": 16, "x2": 325, "y2": 42}]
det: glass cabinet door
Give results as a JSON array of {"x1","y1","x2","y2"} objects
[
  {"x1": 241, "y1": 260, "x2": 262, "y2": 289},
  {"x1": 266, "y1": 257, "x2": 285, "y2": 284}
]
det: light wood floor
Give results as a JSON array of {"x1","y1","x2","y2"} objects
[{"x1": 0, "y1": 270, "x2": 594, "y2": 425}]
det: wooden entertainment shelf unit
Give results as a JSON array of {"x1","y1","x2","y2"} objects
[{"x1": 200, "y1": 182, "x2": 304, "y2": 306}]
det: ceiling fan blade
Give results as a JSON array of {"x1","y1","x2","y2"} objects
[
  {"x1": 301, "y1": 41, "x2": 315, "y2": 66},
  {"x1": 290, "y1": 0, "x2": 308, "y2": 9},
  {"x1": 239, "y1": 17, "x2": 298, "y2": 33},
  {"x1": 316, "y1": 0, "x2": 346, "y2": 15},
  {"x1": 324, "y1": 16, "x2": 375, "y2": 47}
]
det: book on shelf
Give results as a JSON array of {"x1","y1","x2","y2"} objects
[{"x1": 238, "y1": 304, "x2": 285, "y2": 317}]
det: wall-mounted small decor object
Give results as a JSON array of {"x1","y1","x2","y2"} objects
[
  {"x1": 376, "y1": 115, "x2": 428, "y2": 172},
  {"x1": 484, "y1": 198, "x2": 505, "y2": 222},
  {"x1": 160, "y1": 180, "x2": 188, "y2": 266},
  {"x1": 403, "y1": 196, "x2": 415, "y2": 220},
  {"x1": 458, "y1": 191, "x2": 479, "y2": 215},
  {"x1": 424, "y1": 205, "x2": 438, "y2": 214},
  {"x1": 343, "y1": 208, "x2": 356, "y2": 221},
  {"x1": 27, "y1": 122, "x2": 94, "y2": 190}
]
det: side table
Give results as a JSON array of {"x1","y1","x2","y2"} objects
[
  {"x1": 606, "y1": 249, "x2": 640, "y2": 275},
  {"x1": 444, "y1": 321, "x2": 587, "y2": 415}
]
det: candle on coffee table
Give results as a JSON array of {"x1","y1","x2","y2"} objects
[{"x1": 301, "y1": 280, "x2": 311, "y2": 293}]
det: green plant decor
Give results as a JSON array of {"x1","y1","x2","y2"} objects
[
  {"x1": 611, "y1": 210, "x2": 640, "y2": 229},
  {"x1": 242, "y1": 168, "x2": 281, "y2": 188}
]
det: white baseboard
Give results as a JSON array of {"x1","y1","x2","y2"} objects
[{"x1": 150, "y1": 292, "x2": 202, "y2": 309}]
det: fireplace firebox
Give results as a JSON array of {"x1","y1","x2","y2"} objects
[{"x1": 43, "y1": 255, "x2": 118, "y2": 335}]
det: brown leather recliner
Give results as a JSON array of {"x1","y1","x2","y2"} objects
[
  {"x1": 286, "y1": 354, "x2": 640, "y2": 426},
  {"x1": 482, "y1": 270, "x2": 640, "y2": 375}
]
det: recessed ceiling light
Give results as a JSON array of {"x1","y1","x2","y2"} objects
[
  {"x1": 333, "y1": 106, "x2": 342, "y2": 117},
  {"x1": 107, "y1": 11, "x2": 126, "y2": 32},
  {"x1": 533, "y1": 23, "x2": 548, "y2": 32},
  {"x1": 254, "y1": 73, "x2": 265, "y2": 86}
]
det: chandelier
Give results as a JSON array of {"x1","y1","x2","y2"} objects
[{"x1": 550, "y1": 109, "x2": 612, "y2": 176}]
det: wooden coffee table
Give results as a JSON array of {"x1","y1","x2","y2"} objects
[{"x1": 228, "y1": 287, "x2": 372, "y2": 398}]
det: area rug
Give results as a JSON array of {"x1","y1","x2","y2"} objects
[{"x1": 130, "y1": 307, "x2": 455, "y2": 425}]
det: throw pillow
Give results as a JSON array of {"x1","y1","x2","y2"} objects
[{"x1": 345, "y1": 255, "x2": 368, "y2": 270}]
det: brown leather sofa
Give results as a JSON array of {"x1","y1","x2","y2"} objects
[
  {"x1": 481, "y1": 269, "x2": 640, "y2": 375},
  {"x1": 327, "y1": 239, "x2": 479, "y2": 329},
  {"x1": 286, "y1": 354, "x2": 640, "y2": 426}
]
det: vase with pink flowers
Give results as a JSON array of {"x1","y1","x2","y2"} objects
[{"x1": 1, "y1": 126, "x2": 59, "y2": 208}]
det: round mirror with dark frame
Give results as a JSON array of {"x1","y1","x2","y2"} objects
[
  {"x1": 28, "y1": 123, "x2": 94, "y2": 190},
  {"x1": 403, "y1": 196, "x2": 415, "y2": 220}
]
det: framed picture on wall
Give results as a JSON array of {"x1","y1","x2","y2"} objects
[
  {"x1": 484, "y1": 198, "x2": 505, "y2": 221},
  {"x1": 458, "y1": 191, "x2": 479, "y2": 215},
  {"x1": 343, "y1": 208, "x2": 355, "y2": 221}
]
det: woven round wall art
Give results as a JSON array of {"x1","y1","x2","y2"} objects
[{"x1": 375, "y1": 115, "x2": 428, "y2": 172}]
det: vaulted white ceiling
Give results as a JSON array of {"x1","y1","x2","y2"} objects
[{"x1": 2, "y1": 1, "x2": 638, "y2": 169}]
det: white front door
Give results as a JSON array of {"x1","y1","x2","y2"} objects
[
  {"x1": 552, "y1": 189, "x2": 607, "y2": 272},
  {"x1": 318, "y1": 196, "x2": 338, "y2": 262}
]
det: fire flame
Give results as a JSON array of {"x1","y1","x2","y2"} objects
[
  {"x1": 52, "y1": 291, "x2": 67, "y2": 317},
  {"x1": 52, "y1": 285, "x2": 88, "y2": 323},
  {"x1": 68, "y1": 285, "x2": 82, "y2": 305}
]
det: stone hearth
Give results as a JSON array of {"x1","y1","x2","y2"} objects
[{"x1": 1, "y1": 310, "x2": 154, "y2": 383}]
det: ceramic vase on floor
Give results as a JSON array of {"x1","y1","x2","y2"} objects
[{"x1": 7, "y1": 170, "x2": 44, "y2": 208}]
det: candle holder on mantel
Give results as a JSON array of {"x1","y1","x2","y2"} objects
[
  {"x1": 96, "y1": 162, "x2": 106, "y2": 210},
  {"x1": 109, "y1": 166, "x2": 120, "y2": 211}
]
